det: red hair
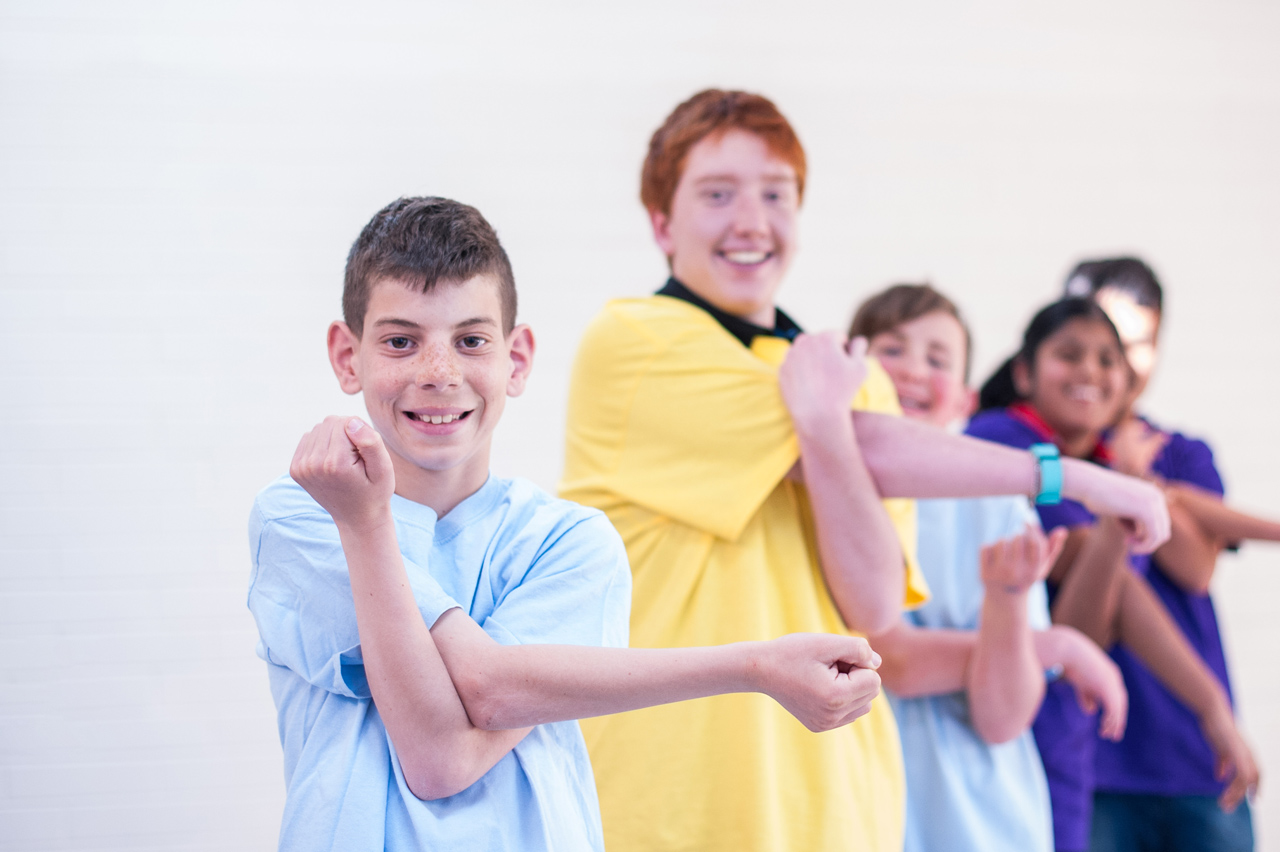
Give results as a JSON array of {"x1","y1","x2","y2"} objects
[{"x1": 640, "y1": 89, "x2": 807, "y2": 216}]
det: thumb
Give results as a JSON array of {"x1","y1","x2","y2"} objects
[{"x1": 346, "y1": 418, "x2": 394, "y2": 483}]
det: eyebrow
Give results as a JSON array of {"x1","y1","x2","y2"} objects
[
  {"x1": 693, "y1": 173, "x2": 796, "y2": 185},
  {"x1": 370, "y1": 316, "x2": 498, "y2": 331}
]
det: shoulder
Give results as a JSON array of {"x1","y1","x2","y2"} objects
[
  {"x1": 253, "y1": 475, "x2": 328, "y2": 521},
  {"x1": 1148, "y1": 421, "x2": 1224, "y2": 494},
  {"x1": 965, "y1": 408, "x2": 1036, "y2": 448},
  {"x1": 487, "y1": 477, "x2": 627, "y2": 556}
]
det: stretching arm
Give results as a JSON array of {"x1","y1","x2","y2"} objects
[
  {"x1": 1114, "y1": 572, "x2": 1259, "y2": 811},
  {"x1": 850, "y1": 411, "x2": 1170, "y2": 552},
  {"x1": 1154, "y1": 496, "x2": 1224, "y2": 595},
  {"x1": 780, "y1": 335, "x2": 904, "y2": 634},
  {"x1": 1167, "y1": 482, "x2": 1280, "y2": 544},
  {"x1": 1048, "y1": 518, "x2": 1131, "y2": 648},
  {"x1": 296, "y1": 416, "x2": 883, "y2": 801}
]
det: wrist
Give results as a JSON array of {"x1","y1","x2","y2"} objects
[
  {"x1": 791, "y1": 406, "x2": 856, "y2": 445},
  {"x1": 335, "y1": 506, "x2": 398, "y2": 542}
]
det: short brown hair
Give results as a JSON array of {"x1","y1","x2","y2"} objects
[
  {"x1": 848, "y1": 283, "x2": 973, "y2": 382},
  {"x1": 640, "y1": 89, "x2": 807, "y2": 217},
  {"x1": 342, "y1": 196, "x2": 517, "y2": 337}
]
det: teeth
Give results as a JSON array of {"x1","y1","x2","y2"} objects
[
  {"x1": 416, "y1": 413, "x2": 462, "y2": 424},
  {"x1": 724, "y1": 251, "x2": 768, "y2": 265},
  {"x1": 1069, "y1": 386, "x2": 1101, "y2": 402}
]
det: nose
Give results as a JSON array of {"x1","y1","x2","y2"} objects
[
  {"x1": 731, "y1": 190, "x2": 769, "y2": 236},
  {"x1": 413, "y1": 341, "x2": 462, "y2": 389}
]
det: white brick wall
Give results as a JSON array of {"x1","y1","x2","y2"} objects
[{"x1": 2, "y1": 2, "x2": 1277, "y2": 849}]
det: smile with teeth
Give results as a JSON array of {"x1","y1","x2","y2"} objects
[
  {"x1": 721, "y1": 250, "x2": 771, "y2": 266},
  {"x1": 1067, "y1": 385, "x2": 1103, "y2": 403},
  {"x1": 407, "y1": 410, "x2": 472, "y2": 425}
]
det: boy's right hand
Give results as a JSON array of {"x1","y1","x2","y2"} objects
[
  {"x1": 291, "y1": 416, "x2": 396, "y2": 530},
  {"x1": 1049, "y1": 625, "x2": 1128, "y2": 741},
  {"x1": 753, "y1": 633, "x2": 882, "y2": 732}
]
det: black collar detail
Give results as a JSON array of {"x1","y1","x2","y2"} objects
[{"x1": 656, "y1": 278, "x2": 802, "y2": 348}]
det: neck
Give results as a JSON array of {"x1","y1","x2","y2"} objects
[
  {"x1": 1055, "y1": 427, "x2": 1104, "y2": 460},
  {"x1": 673, "y1": 277, "x2": 776, "y2": 328},
  {"x1": 389, "y1": 450, "x2": 490, "y2": 517}
]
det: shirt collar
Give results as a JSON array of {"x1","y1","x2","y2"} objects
[
  {"x1": 1009, "y1": 401, "x2": 1114, "y2": 466},
  {"x1": 656, "y1": 277, "x2": 802, "y2": 348}
]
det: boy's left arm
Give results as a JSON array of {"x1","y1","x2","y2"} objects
[{"x1": 778, "y1": 333, "x2": 905, "y2": 636}]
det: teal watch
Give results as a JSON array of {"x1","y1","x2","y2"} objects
[{"x1": 1031, "y1": 443, "x2": 1063, "y2": 505}]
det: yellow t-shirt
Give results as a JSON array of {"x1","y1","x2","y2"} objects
[{"x1": 561, "y1": 296, "x2": 928, "y2": 852}]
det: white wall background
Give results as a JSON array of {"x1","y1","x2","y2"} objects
[{"x1": 2, "y1": 1, "x2": 1277, "y2": 849}]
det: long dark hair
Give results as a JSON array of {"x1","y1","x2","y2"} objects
[{"x1": 978, "y1": 298, "x2": 1124, "y2": 411}]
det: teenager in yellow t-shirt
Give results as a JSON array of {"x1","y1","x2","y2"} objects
[{"x1": 561, "y1": 89, "x2": 1173, "y2": 852}]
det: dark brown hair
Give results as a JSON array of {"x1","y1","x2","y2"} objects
[
  {"x1": 848, "y1": 283, "x2": 973, "y2": 381},
  {"x1": 640, "y1": 89, "x2": 807, "y2": 217},
  {"x1": 343, "y1": 196, "x2": 517, "y2": 336}
]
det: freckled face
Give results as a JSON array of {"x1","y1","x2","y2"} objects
[
  {"x1": 330, "y1": 276, "x2": 531, "y2": 494},
  {"x1": 1020, "y1": 318, "x2": 1130, "y2": 440},
  {"x1": 866, "y1": 311, "x2": 975, "y2": 429},
  {"x1": 650, "y1": 129, "x2": 800, "y2": 327}
]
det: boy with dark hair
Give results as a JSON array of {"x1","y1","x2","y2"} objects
[
  {"x1": 562, "y1": 90, "x2": 1172, "y2": 852},
  {"x1": 247, "y1": 196, "x2": 887, "y2": 852}
]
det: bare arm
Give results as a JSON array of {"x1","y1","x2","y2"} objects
[
  {"x1": 1153, "y1": 497, "x2": 1223, "y2": 595},
  {"x1": 1167, "y1": 482, "x2": 1280, "y2": 544},
  {"x1": 967, "y1": 527, "x2": 1065, "y2": 744},
  {"x1": 295, "y1": 416, "x2": 884, "y2": 801},
  {"x1": 871, "y1": 622, "x2": 974, "y2": 698},
  {"x1": 1048, "y1": 518, "x2": 1130, "y2": 648},
  {"x1": 1114, "y1": 572, "x2": 1259, "y2": 810},
  {"x1": 850, "y1": 411, "x2": 1170, "y2": 553},
  {"x1": 1033, "y1": 625, "x2": 1127, "y2": 741},
  {"x1": 780, "y1": 335, "x2": 904, "y2": 635}
]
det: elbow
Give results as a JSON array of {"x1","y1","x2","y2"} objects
[
  {"x1": 972, "y1": 716, "x2": 1025, "y2": 746},
  {"x1": 450, "y1": 660, "x2": 514, "y2": 731},
  {"x1": 403, "y1": 756, "x2": 480, "y2": 801},
  {"x1": 843, "y1": 599, "x2": 900, "y2": 638}
]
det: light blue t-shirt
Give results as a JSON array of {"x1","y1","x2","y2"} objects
[
  {"x1": 247, "y1": 474, "x2": 632, "y2": 852},
  {"x1": 887, "y1": 495, "x2": 1054, "y2": 852}
]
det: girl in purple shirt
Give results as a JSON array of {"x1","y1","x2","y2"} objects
[
  {"x1": 1064, "y1": 258, "x2": 1258, "y2": 852},
  {"x1": 968, "y1": 297, "x2": 1255, "y2": 852}
]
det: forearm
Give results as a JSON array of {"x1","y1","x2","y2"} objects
[
  {"x1": 796, "y1": 415, "x2": 904, "y2": 635},
  {"x1": 870, "y1": 622, "x2": 974, "y2": 697},
  {"x1": 1153, "y1": 502, "x2": 1221, "y2": 595},
  {"x1": 968, "y1": 592, "x2": 1044, "y2": 743},
  {"x1": 436, "y1": 616, "x2": 760, "y2": 729},
  {"x1": 1169, "y1": 483, "x2": 1280, "y2": 543},
  {"x1": 852, "y1": 412, "x2": 1036, "y2": 499},
  {"x1": 337, "y1": 516, "x2": 528, "y2": 800},
  {"x1": 1049, "y1": 517, "x2": 1128, "y2": 647},
  {"x1": 1115, "y1": 571, "x2": 1230, "y2": 720}
]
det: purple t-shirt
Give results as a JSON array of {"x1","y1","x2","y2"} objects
[
  {"x1": 1094, "y1": 424, "x2": 1235, "y2": 797},
  {"x1": 965, "y1": 408, "x2": 1100, "y2": 852}
]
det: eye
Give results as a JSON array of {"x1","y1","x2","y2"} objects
[
  {"x1": 701, "y1": 187, "x2": 732, "y2": 205},
  {"x1": 458, "y1": 335, "x2": 487, "y2": 350},
  {"x1": 387, "y1": 336, "x2": 413, "y2": 350},
  {"x1": 928, "y1": 356, "x2": 950, "y2": 371}
]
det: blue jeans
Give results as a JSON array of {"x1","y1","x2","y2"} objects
[{"x1": 1090, "y1": 792, "x2": 1253, "y2": 852}]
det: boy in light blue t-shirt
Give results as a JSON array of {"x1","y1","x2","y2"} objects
[
  {"x1": 246, "y1": 197, "x2": 889, "y2": 852},
  {"x1": 850, "y1": 285, "x2": 1131, "y2": 852}
]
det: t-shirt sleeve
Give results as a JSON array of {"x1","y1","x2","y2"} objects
[
  {"x1": 564, "y1": 305, "x2": 798, "y2": 541},
  {"x1": 478, "y1": 512, "x2": 632, "y2": 650},
  {"x1": 247, "y1": 505, "x2": 459, "y2": 698},
  {"x1": 1163, "y1": 434, "x2": 1225, "y2": 497}
]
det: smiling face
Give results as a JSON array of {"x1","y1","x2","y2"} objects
[
  {"x1": 650, "y1": 129, "x2": 799, "y2": 327},
  {"x1": 866, "y1": 311, "x2": 976, "y2": 429},
  {"x1": 1094, "y1": 286, "x2": 1161, "y2": 403},
  {"x1": 327, "y1": 275, "x2": 534, "y2": 509},
  {"x1": 1014, "y1": 317, "x2": 1130, "y2": 453}
]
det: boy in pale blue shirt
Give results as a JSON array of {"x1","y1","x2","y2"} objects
[
  {"x1": 851, "y1": 285, "x2": 1131, "y2": 852},
  {"x1": 247, "y1": 196, "x2": 887, "y2": 852}
]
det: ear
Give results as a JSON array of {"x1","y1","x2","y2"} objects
[
  {"x1": 1011, "y1": 358, "x2": 1033, "y2": 398},
  {"x1": 649, "y1": 207, "x2": 676, "y2": 258},
  {"x1": 505, "y1": 324, "x2": 536, "y2": 398},
  {"x1": 327, "y1": 321, "x2": 364, "y2": 395}
]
